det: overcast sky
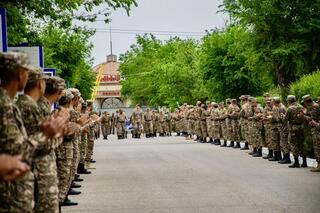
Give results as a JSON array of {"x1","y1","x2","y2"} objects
[{"x1": 85, "y1": 0, "x2": 228, "y2": 65}]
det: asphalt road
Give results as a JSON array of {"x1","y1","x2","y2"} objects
[{"x1": 64, "y1": 134, "x2": 320, "y2": 213}]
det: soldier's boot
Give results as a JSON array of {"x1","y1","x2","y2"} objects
[
  {"x1": 71, "y1": 182, "x2": 81, "y2": 189},
  {"x1": 202, "y1": 137, "x2": 207, "y2": 143},
  {"x1": 289, "y1": 157, "x2": 300, "y2": 168},
  {"x1": 249, "y1": 148, "x2": 257, "y2": 155},
  {"x1": 263, "y1": 149, "x2": 273, "y2": 159},
  {"x1": 252, "y1": 148, "x2": 262, "y2": 157},
  {"x1": 240, "y1": 142, "x2": 249, "y2": 150},
  {"x1": 233, "y1": 141, "x2": 241, "y2": 149},
  {"x1": 170, "y1": 133, "x2": 172, "y2": 136},
  {"x1": 301, "y1": 156, "x2": 308, "y2": 168},
  {"x1": 209, "y1": 138, "x2": 213, "y2": 143},
  {"x1": 227, "y1": 141, "x2": 234, "y2": 147},
  {"x1": 177, "y1": 133, "x2": 180, "y2": 136},
  {"x1": 60, "y1": 196, "x2": 78, "y2": 206},
  {"x1": 220, "y1": 140, "x2": 227, "y2": 147},
  {"x1": 78, "y1": 163, "x2": 91, "y2": 174},
  {"x1": 198, "y1": 137, "x2": 203, "y2": 143},
  {"x1": 68, "y1": 188, "x2": 81, "y2": 195},
  {"x1": 310, "y1": 159, "x2": 320, "y2": 172},
  {"x1": 74, "y1": 175, "x2": 83, "y2": 182},
  {"x1": 278, "y1": 153, "x2": 291, "y2": 164},
  {"x1": 214, "y1": 139, "x2": 219, "y2": 145},
  {"x1": 91, "y1": 159, "x2": 96, "y2": 163},
  {"x1": 269, "y1": 151, "x2": 281, "y2": 161}
]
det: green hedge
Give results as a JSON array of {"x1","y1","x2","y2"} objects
[{"x1": 290, "y1": 70, "x2": 320, "y2": 101}]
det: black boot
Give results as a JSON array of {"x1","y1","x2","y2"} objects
[
  {"x1": 78, "y1": 163, "x2": 91, "y2": 174},
  {"x1": 214, "y1": 139, "x2": 220, "y2": 145},
  {"x1": 278, "y1": 153, "x2": 291, "y2": 164},
  {"x1": 209, "y1": 138, "x2": 213, "y2": 143},
  {"x1": 74, "y1": 175, "x2": 83, "y2": 182},
  {"x1": 220, "y1": 140, "x2": 227, "y2": 147},
  {"x1": 252, "y1": 148, "x2": 262, "y2": 157},
  {"x1": 233, "y1": 141, "x2": 241, "y2": 148},
  {"x1": 289, "y1": 157, "x2": 300, "y2": 168},
  {"x1": 263, "y1": 149, "x2": 273, "y2": 159},
  {"x1": 68, "y1": 188, "x2": 81, "y2": 195},
  {"x1": 202, "y1": 137, "x2": 207, "y2": 143},
  {"x1": 60, "y1": 196, "x2": 78, "y2": 206},
  {"x1": 248, "y1": 148, "x2": 257, "y2": 155},
  {"x1": 240, "y1": 142, "x2": 249, "y2": 150},
  {"x1": 301, "y1": 156, "x2": 308, "y2": 168},
  {"x1": 269, "y1": 151, "x2": 281, "y2": 161},
  {"x1": 70, "y1": 182, "x2": 81, "y2": 189},
  {"x1": 227, "y1": 141, "x2": 234, "y2": 147}
]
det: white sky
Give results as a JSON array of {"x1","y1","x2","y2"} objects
[{"x1": 84, "y1": 0, "x2": 228, "y2": 65}]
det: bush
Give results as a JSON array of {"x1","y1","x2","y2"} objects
[{"x1": 290, "y1": 70, "x2": 320, "y2": 101}]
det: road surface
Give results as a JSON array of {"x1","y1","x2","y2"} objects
[{"x1": 64, "y1": 135, "x2": 320, "y2": 213}]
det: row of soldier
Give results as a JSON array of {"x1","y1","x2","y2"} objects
[
  {"x1": 0, "y1": 52, "x2": 101, "y2": 213},
  {"x1": 100, "y1": 94, "x2": 320, "y2": 172}
]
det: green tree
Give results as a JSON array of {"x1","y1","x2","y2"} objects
[
  {"x1": 120, "y1": 35, "x2": 201, "y2": 107},
  {"x1": 199, "y1": 26, "x2": 273, "y2": 101},
  {"x1": 222, "y1": 0, "x2": 320, "y2": 95}
]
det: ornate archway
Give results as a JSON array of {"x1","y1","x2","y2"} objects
[{"x1": 101, "y1": 98, "x2": 124, "y2": 109}]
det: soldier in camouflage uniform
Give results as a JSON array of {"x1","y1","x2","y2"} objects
[
  {"x1": 302, "y1": 95, "x2": 320, "y2": 172},
  {"x1": 249, "y1": 98, "x2": 264, "y2": 157},
  {"x1": 219, "y1": 102, "x2": 228, "y2": 147},
  {"x1": 186, "y1": 106, "x2": 195, "y2": 140},
  {"x1": 206, "y1": 102, "x2": 213, "y2": 143},
  {"x1": 262, "y1": 98, "x2": 274, "y2": 159},
  {"x1": 225, "y1": 99, "x2": 233, "y2": 147},
  {"x1": 85, "y1": 102, "x2": 98, "y2": 169},
  {"x1": 101, "y1": 111, "x2": 111, "y2": 140},
  {"x1": 0, "y1": 52, "x2": 64, "y2": 212},
  {"x1": 211, "y1": 102, "x2": 221, "y2": 145},
  {"x1": 194, "y1": 101, "x2": 202, "y2": 142},
  {"x1": 115, "y1": 109, "x2": 126, "y2": 139},
  {"x1": 165, "y1": 109, "x2": 173, "y2": 136},
  {"x1": 239, "y1": 95, "x2": 250, "y2": 150},
  {"x1": 144, "y1": 108, "x2": 154, "y2": 138},
  {"x1": 132, "y1": 105, "x2": 143, "y2": 138},
  {"x1": 229, "y1": 99, "x2": 241, "y2": 148},
  {"x1": 284, "y1": 95, "x2": 307, "y2": 168},
  {"x1": 152, "y1": 110, "x2": 159, "y2": 137},
  {"x1": 200, "y1": 103, "x2": 209, "y2": 143}
]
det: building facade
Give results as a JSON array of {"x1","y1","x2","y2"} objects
[{"x1": 92, "y1": 54, "x2": 130, "y2": 110}]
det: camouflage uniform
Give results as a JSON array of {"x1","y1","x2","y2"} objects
[
  {"x1": 115, "y1": 112, "x2": 126, "y2": 138},
  {"x1": 230, "y1": 100, "x2": 240, "y2": 143},
  {"x1": 263, "y1": 101, "x2": 273, "y2": 148},
  {"x1": 248, "y1": 100, "x2": 264, "y2": 156},
  {"x1": 186, "y1": 108, "x2": 195, "y2": 138},
  {"x1": 206, "y1": 105, "x2": 213, "y2": 141},
  {"x1": 132, "y1": 107, "x2": 143, "y2": 137},
  {"x1": 200, "y1": 105, "x2": 209, "y2": 142},
  {"x1": 219, "y1": 103, "x2": 228, "y2": 143},
  {"x1": 165, "y1": 111, "x2": 172, "y2": 135},
  {"x1": 144, "y1": 109, "x2": 154, "y2": 136},
  {"x1": 211, "y1": 104, "x2": 221, "y2": 140},
  {"x1": 69, "y1": 109, "x2": 80, "y2": 185},
  {"x1": 195, "y1": 105, "x2": 202, "y2": 139},
  {"x1": 101, "y1": 113, "x2": 111, "y2": 139}
]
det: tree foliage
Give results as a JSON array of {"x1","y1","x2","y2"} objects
[
  {"x1": 222, "y1": 0, "x2": 320, "y2": 93},
  {"x1": 120, "y1": 35, "x2": 201, "y2": 107}
]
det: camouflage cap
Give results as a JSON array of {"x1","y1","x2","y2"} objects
[
  {"x1": 239, "y1": 95, "x2": 245, "y2": 100},
  {"x1": 27, "y1": 66, "x2": 49, "y2": 84},
  {"x1": 0, "y1": 52, "x2": 33, "y2": 72},
  {"x1": 248, "y1": 97, "x2": 254, "y2": 102},
  {"x1": 45, "y1": 76, "x2": 65, "y2": 90},
  {"x1": 231, "y1": 99, "x2": 237, "y2": 103},
  {"x1": 69, "y1": 88, "x2": 81, "y2": 97},
  {"x1": 212, "y1": 102, "x2": 218, "y2": 107},
  {"x1": 316, "y1": 97, "x2": 320, "y2": 103},
  {"x1": 286, "y1": 95, "x2": 296, "y2": 102},
  {"x1": 273, "y1": 97, "x2": 281, "y2": 104},
  {"x1": 263, "y1": 92, "x2": 270, "y2": 98},
  {"x1": 302, "y1": 94, "x2": 312, "y2": 103},
  {"x1": 61, "y1": 89, "x2": 74, "y2": 101},
  {"x1": 79, "y1": 97, "x2": 85, "y2": 104},
  {"x1": 265, "y1": 97, "x2": 271, "y2": 103},
  {"x1": 251, "y1": 98, "x2": 257, "y2": 103},
  {"x1": 226, "y1": 98, "x2": 231, "y2": 103},
  {"x1": 219, "y1": 102, "x2": 224, "y2": 106}
]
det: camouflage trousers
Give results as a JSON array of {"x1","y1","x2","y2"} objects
[
  {"x1": 289, "y1": 124, "x2": 305, "y2": 157},
  {"x1": 251, "y1": 122, "x2": 263, "y2": 149},
  {"x1": 194, "y1": 120, "x2": 201, "y2": 136},
  {"x1": 158, "y1": 121, "x2": 166, "y2": 134},
  {"x1": 200, "y1": 120, "x2": 207, "y2": 138},
  {"x1": 101, "y1": 124, "x2": 110, "y2": 137},
  {"x1": 226, "y1": 119, "x2": 233, "y2": 141},
  {"x1": 264, "y1": 124, "x2": 272, "y2": 148},
  {"x1": 206, "y1": 119, "x2": 213, "y2": 138},
  {"x1": 166, "y1": 121, "x2": 172, "y2": 133},
  {"x1": 133, "y1": 121, "x2": 142, "y2": 134},
  {"x1": 212, "y1": 122, "x2": 221, "y2": 139},
  {"x1": 231, "y1": 119, "x2": 239, "y2": 141},
  {"x1": 241, "y1": 120, "x2": 248, "y2": 141},
  {"x1": 270, "y1": 124, "x2": 281, "y2": 151},
  {"x1": 56, "y1": 140, "x2": 73, "y2": 203},
  {"x1": 33, "y1": 151, "x2": 59, "y2": 213},
  {"x1": 280, "y1": 125, "x2": 290, "y2": 155},
  {"x1": 80, "y1": 133, "x2": 88, "y2": 164},
  {"x1": 187, "y1": 119, "x2": 195, "y2": 135},
  {"x1": 71, "y1": 138, "x2": 80, "y2": 182},
  {"x1": 0, "y1": 171, "x2": 34, "y2": 213},
  {"x1": 85, "y1": 139, "x2": 94, "y2": 163},
  {"x1": 116, "y1": 122, "x2": 125, "y2": 136},
  {"x1": 311, "y1": 128, "x2": 320, "y2": 160},
  {"x1": 144, "y1": 121, "x2": 153, "y2": 134},
  {"x1": 220, "y1": 120, "x2": 227, "y2": 140}
]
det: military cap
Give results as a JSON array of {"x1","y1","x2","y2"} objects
[
  {"x1": 239, "y1": 95, "x2": 245, "y2": 100},
  {"x1": 263, "y1": 92, "x2": 270, "y2": 98},
  {"x1": 302, "y1": 94, "x2": 312, "y2": 103},
  {"x1": 231, "y1": 99, "x2": 237, "y2": 103},
  {"x1": 226, "y1": 98, "x2": 231, "y2": 103},
  {"x1": 265, "y1": 97, "x2": 271, "y2": 103},
  {"x1": 286, "y1": 95, "x2": 296, "y2": 102},
  {"x1": 219, "y1": 102, "x2": 224, "y2": 106},
  {"x1": 196, "y1": 101, "x2": 201, "y2": 105},
  {"x1": 45, "y1": 76, "x2": 65, "y2": 90},
  {"x1": 251, "y1": 98, "x2": 257, "y2": 103},
  {"x1": 212, "y1": 102, "x2": 218, "y2": 107},
  {"x1": 27, "y1": 66, "x2": 49, "y2": 84},
  {"x1": 316, "y1": 97, "x2": 320, "y2": 103},
  {"x1": 0, "y1": 52, "x2": 34, "y2": 71},
  {"x1": 69, "y1": 88, "x2": 81, "y2": 97},
  {"x1": 61, "y1": 89, "x2": 74, "y2": 101},
  {"x1": 183, "y1": 103, "x2": 188, "y2": 106},
  {"x1": 248, "y1": 97, "x2": 254, "y2": 102},
  {"x1": 273, "y1": 97, "x2": 281, "y2": 104}
]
